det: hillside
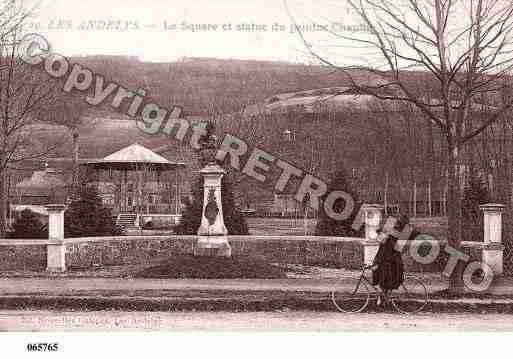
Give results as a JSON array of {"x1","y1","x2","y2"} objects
[
  {"x1": 14, "y1": 56, "x2": 481, "y2": 181},
  {"x1": 67, "y1": 56, "x2": 386, "y2": 115}
]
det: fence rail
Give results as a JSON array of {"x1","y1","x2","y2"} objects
[{"x1": 0, "y1": 203, "x2": 506, "y2": 276}]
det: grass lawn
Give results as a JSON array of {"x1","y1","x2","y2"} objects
[{"x1": 134, "y1": 255, "x2": 288, "y2": 279}]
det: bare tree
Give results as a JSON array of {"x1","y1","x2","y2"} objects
[
  {"x1": 292, "y1": 0, "x2": 513, "y2": 292},
  {"x1": 49, "y1": 93, "x2": 94, "y2": 187},
  {"x1": 0, "y1": 1, "x2": 65, "y2": 237}
]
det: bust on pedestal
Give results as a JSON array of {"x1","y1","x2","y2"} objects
[{"x1": 193, "y1": 122, "x2": 232, "y2": 257}]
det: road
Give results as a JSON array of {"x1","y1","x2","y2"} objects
[
  {"x1": 0, "y1": 277, "x2": 449, "y2": 295},
  {"x1": 1, "y1": 310, "x2": 513, "y2": 331}
]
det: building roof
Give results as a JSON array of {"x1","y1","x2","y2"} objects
[
  {"x1": 12, "y1": 168, "x2": 67, "y2": 201},
  {"x1": 15, "y1": 168, "x2": 66, "y2": 192},
  {"x1": 84, "y1": 143, "x2": 186, "y2": 170},
  {"x1": 103, "y1": 143, "x2": 173, "y2": 164},
  {"x1": 10, "y1": 205, "x2": 49, "y2": 216}
]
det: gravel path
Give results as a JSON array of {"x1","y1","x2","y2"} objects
[{"x1": 0, "y1": 277, "x2": 448, "y2": 295}]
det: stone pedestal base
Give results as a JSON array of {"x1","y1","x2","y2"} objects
[
  {"x1": 194, "y1": 236, "x2": 232, "y2": 257},
  {"x1": 47, "y1": 241, "x2": 66, "y2": 272},
  {"x1": 363, "y1": 241, "x2": 380, "y2": 266},
  {"x1": 483, "y1": 243, "x2": 504, "y2": 275}
]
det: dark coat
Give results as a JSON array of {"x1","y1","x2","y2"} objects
[{"x1": 372, "y1": 237, "x2": 404, "y2": 290}]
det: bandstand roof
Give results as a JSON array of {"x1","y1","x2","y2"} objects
[{"x1": 83, "y1": 143, "x2": 185, "y2": 171}]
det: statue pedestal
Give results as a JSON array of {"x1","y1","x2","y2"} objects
[
  {"x1": 194, "y1": 236, "x2": 232, "y2": 257},
  {"x1": 194, "y1": 163, "x2": 232, "y2": 257}
]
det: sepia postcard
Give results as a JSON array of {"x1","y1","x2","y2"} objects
[{"x1": 0, "y1": 0, "x2": 513, "y2": 356}]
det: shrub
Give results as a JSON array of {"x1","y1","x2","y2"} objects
[
  {"x1": 503, "y1": 210, "x2": 513, "y2": 275},
  {"x1": 175, "y1": 122, "x2": 248, "y2": 235},
  {"x1": 221, "y1": 173, "x2": 249, "y2": 235},
  {"x1": 315, "y1": 169, "x2": 364, "y2": 237},
  {"x1": 64, "y1": 185, "x2": 122, "y2": 238},
  {"x1": 9, "y1": 209, "x2": 47, "y2": 239},
  {"x1": 462, "y1": 171, "x2": 491, "y2": 241},
  {"x1": 135, "y1": 255, "x2": 286, "y2": 279},
  {"x1": 175, "y1": 174, "x2": 249, "y2": 235}
]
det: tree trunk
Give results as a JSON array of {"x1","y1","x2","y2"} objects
[
  {"x1": 428, "y1": 178, "x2": 432, "y2": 217},
  {"x1": 72, "y1": 130, "x2": 79, "y2": 187},
  {"x1": 384, "y1": 171, "x2": 389, "y2": 215},
  {"x1": 0, "y1": 167, "x2": 7, "y2": 238},
  {"x1": 446, "y1": 141, "x2": 465, "y2": 293},
  {"x1": 413, "y1": 180, "x2": 417, "y2": 217}
]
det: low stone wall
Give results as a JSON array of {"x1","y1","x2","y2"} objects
[
  {"x1": 65, "y1": 236, "x2": 196, "y2": 268},
  {"x1": 229, "y1": 236, "x2": 363, "y2": 269},
  {"x1": 0, "y1": 235, "x2": 485, "y2": 273},
  {"x1": 0, "y1": 240, "x2": 47, "y2": 271},
  {"x1": 63, "y1": 235, "x2": 364, "y2": 270},
  {"x1": 58, "y1": 236, "x2": 488, "y2": 273}
]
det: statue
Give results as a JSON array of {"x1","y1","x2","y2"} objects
[
  {"x1": 195, "y1": 121, "x2": 231, "y2": 257},
  {"x1": 198, "y1": 122, "x2": 218, "y2": 166}
]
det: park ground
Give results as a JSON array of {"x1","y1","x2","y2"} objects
[
  {"x1": 0, "y1": 215, "x2": 508, "y2": 330},
  {"x1": 1, "y1": 275, "x2": 513, "y2": 314},
  {"x1": 2, "y1": 265, "x2": 513, "y2": 330}
]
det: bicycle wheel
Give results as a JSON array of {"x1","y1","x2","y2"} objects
[
  {"x1": 331, "y1": 277, "x2": 370, "y2": 313},
  {"x1": 391, "y1": 276, "x2": 428, "y2": 314}
]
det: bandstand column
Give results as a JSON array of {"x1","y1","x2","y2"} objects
[
  {"x1": 175, "y1": 169, "x2": 179, "y2": 214},
  {"x1": 123, "y1": 169, "x2": 127, "y2": 212}
]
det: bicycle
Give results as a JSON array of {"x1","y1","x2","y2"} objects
[{"x1": 330, "y1": 265, "x2": 428, "y2": 314}]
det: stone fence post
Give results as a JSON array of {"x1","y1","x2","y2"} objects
[
  {"x1": 362, "y1": 204, "x2": 383, "y2": 266},
  {"x1": 45, "y1": 204, "x2": 67, "y2": 272},
  {"x1": 480, "y1": 203, "x2": 505, "y2": 275}
]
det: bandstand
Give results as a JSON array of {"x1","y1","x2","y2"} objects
[{"x1": 81, "y1": 143, "x2": 185, "y2": 228}]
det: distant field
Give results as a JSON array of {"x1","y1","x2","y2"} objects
[
  {"x1": 245, "y1": 217, "x2": 317, "y2": 236},
  {"x1": 410, "y1": 217, "x2": 448, "y2": 240},
  {"x1": 246, "y1": 216, "x2": 448, "y2": 239}
]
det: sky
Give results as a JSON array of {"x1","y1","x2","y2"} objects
[{"x1": 27, "y1": 0, "x2": 366, "y2": 63}]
